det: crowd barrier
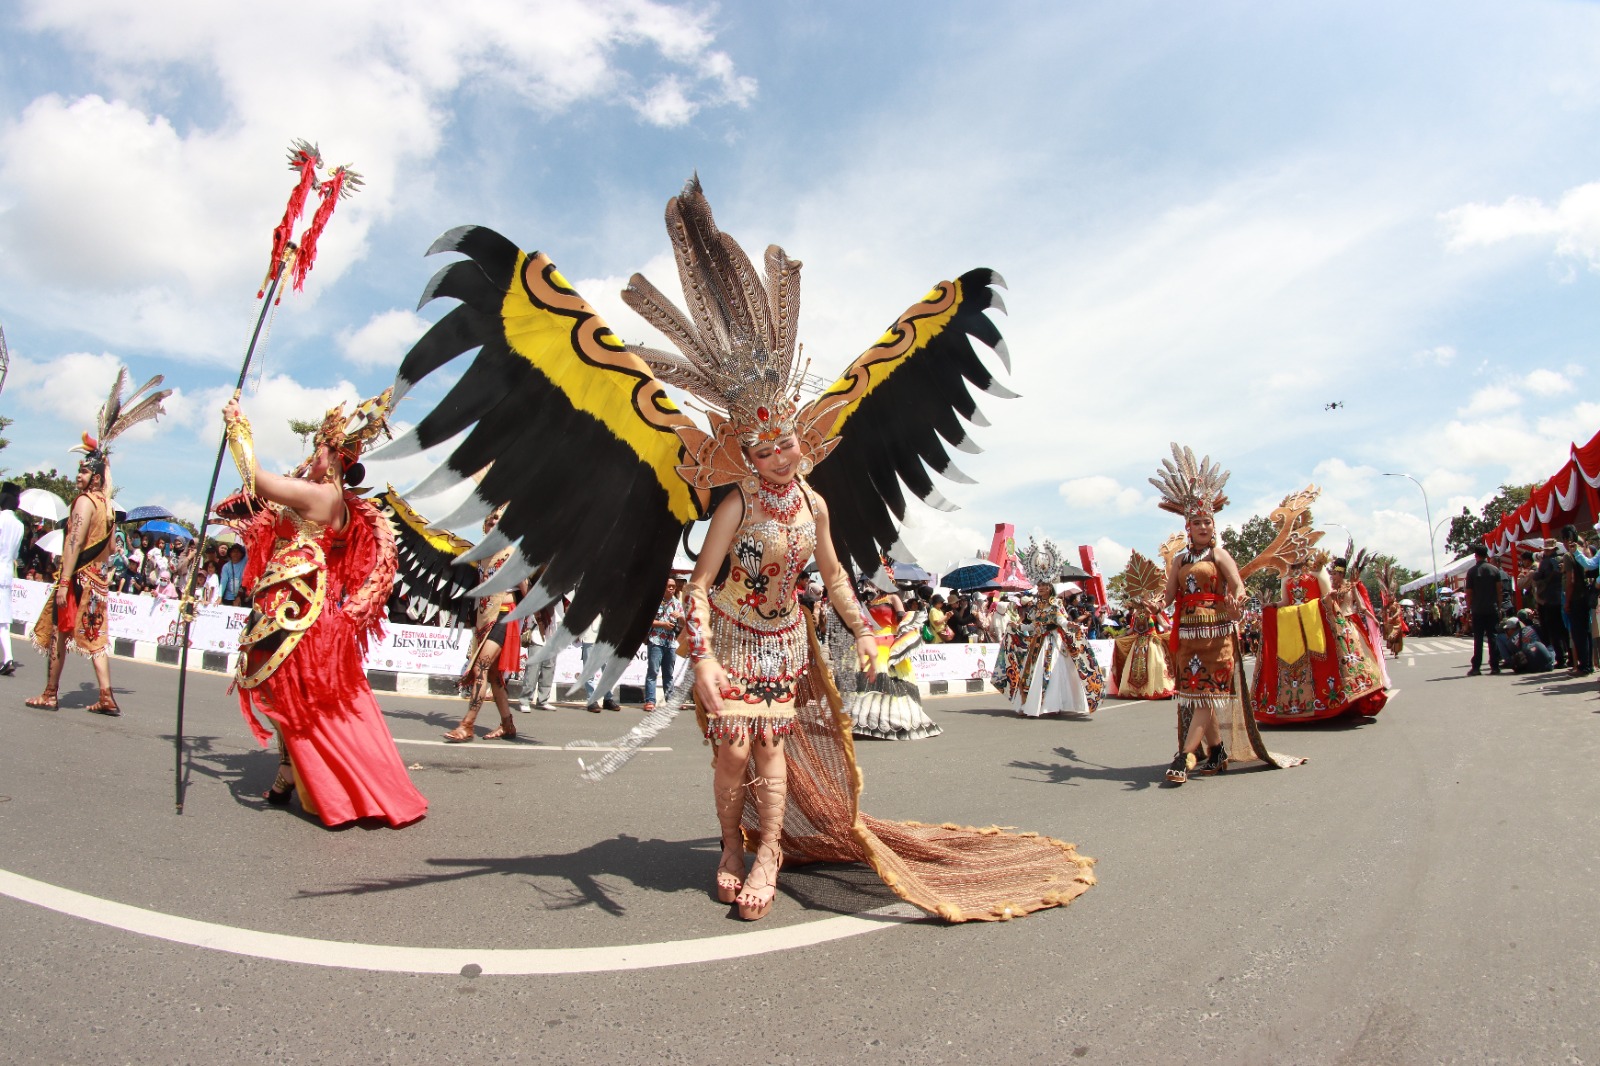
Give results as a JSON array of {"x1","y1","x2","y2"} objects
[{"x1": 7, "y1": 579, "x2": 1118, "y2": 688}]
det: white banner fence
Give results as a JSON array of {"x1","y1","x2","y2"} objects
[{"x1": 8, "y1": 579, "x2": 1118, "y2": 684}]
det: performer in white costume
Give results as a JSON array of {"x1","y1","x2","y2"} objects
[{"x1": 0, "y1": 482, "x2": 23, "y2": 675}]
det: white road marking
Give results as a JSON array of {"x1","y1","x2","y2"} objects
[
  {"x1": 0, "y1": 867, "x2": 922, "y2": 975},
  {"x1": 394, "y1": 739, "x2": 672, "y2": 752},
  {"x1": 1407, "y1": 657, "x2": 1415, "y2": 667}
]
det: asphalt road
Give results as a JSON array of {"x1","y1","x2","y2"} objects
[{"x1": 1, "y1": 639, "x2": 1597, "y2": 1065}]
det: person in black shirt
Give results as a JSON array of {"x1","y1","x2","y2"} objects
[{"x1": 1464, "y1": 543, "x2": 1508, "y2": 675}]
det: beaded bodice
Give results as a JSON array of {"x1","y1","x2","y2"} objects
[{"x1": 709, "y1": 486, "x2": 818, "y2": 635}]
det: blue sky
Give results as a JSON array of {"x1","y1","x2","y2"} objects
[{"x1": 2, "y1": 0, "x2": 1598, "y2": 578}]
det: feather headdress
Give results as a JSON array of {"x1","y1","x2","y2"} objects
[
  {"x1": 71, "y1": 369, "x2": 174, "y2": 483},
  {"x1": 622, "y1": 176, "x2": 804, "y2": 446},
  {"x1": 1149, "y1": 442, "x2": 1231, "y2": 520}
]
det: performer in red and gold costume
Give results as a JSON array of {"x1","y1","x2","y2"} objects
[
  {"x1": 220, "y1": 389, "x2": 425, "y2": 828},
  {"x1": 28, "y1": 370, "x2": 172, "y2": 715},
  {"x1": 1149, "y1": 445, "x2": 1302, "y2": 784}
]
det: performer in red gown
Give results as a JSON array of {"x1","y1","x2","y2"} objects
[{"x1": 220, "y1": 390, "x2": 426, "y2": 829}]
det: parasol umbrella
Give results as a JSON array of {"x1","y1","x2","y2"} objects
[
  {"x1": 892, "y1": 561, "x2": 935, "y2": 585},
  {"x1": 36, "y1": 528, "x2": 64, "y2": 555},
  {"x1": 141, "y1": 519, "x2": 194, "y2": 540},
  {"x1": 1399, "y1": 598, "x2": 1415, "y2": 606},
  {"x1": 124, "y1": 504, "x2": 176, "y2": 522},
  {"x1": 18, "y1": 488, "x2": 68, "y2": 522},
  {"x1": 209, "y1": 529, "x2": 239, "y2": 546},
  {"x1": 1054, "y1": 563, "x2": 1092, "y2": 581},
  {"x1": 979, "y1": 572, "x2": 1035, "y2": 592},
  {"x1": 943, "y1": 561, "x2": 999, "y2": 590}
]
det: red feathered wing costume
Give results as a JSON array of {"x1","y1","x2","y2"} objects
[{"x1": 235, "y1": 492, "x2": 425, "y2": 828}]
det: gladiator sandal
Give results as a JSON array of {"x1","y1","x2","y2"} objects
[
  {"x1": 265, "y1": 758, "x2": 295, "y2": 806},
  {"x1": 737, "y1": 770, "x2": 787, "y2": 921},
  {"x1": 1166, "y1": 750, "x2": 1194, "y2": 785},
  {"x1": 444, "y1": 680, "x2": 487, "y2": 742},
  {"x1": 86, "y1": 688, "x2": 122, "y2": 717},
  {"x1": 1198, "y1": 743, "x2": 1230, "y2": 776},
  {"x1": 24, "y1": 686, "x2": 59, "y2": 711},
  {"x1": 712, "y1": 777, "x2": 747, "y2": 904}
]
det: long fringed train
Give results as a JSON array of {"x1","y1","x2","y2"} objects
[{"x1": 703, "y1": 616, "x2": 1094, "y2": 923}]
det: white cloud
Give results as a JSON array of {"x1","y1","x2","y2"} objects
[
  {"x1": 1057, "y1": 475, "x2": 1146, "y2": 515},
  {"x1": 339, "y1": 309, "x2": 429, "y2": 368},
  {"x1": 0, "y1": 0, "x2": 756, "y2": 355},
  {"x1": 1414, "y1": 345, "x2": 1456, "y2": 366},
  {"x1": 1458, "y1": 384, "x2": 1521, "y2": 417},
  {"x1": 7, "y1": 352, "x2": 185, "y2": 445},
  {"x1": 1522, "y1": 368, "x2": 1573, "y2": 396},
  {"x1": 191, "y1": 372, "x2": 363, "y2": 473},
  {"x1": 635, "y1": 76, "x2": 698, "y2": 127},
  {"x1": 1442, "y1": 181, "x2": 1600, "y2": 268},
  {"x1": 1088, "y1": 536, "x2": 1131, "y2": 577}
]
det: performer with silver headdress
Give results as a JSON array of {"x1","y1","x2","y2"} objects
[
  {"x1": 1149, "y1": 445, "x2": 1303, "y2": 784},
  {"x1": 377, "y1": 177, "x2": 1096, "y2": 923},
  {"x1": 28, "y1": 370, "x2": 172, "y2": 715},
  {"x1": 995, "y1": 578, "x2": 1106, "y2": 717}
]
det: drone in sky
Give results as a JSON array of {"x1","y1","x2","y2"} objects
[{"x1": 1323, "y1": 401, "x2": 1344, "y2": 411}]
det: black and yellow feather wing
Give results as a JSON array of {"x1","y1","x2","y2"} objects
[
  {"x1": 371, "y1": 226, "x2": 706, "y2": 678},
  {"x1": 372, "y1": 485, "x2": 477, "y2": 629},
  {"x1": 799, "y1": 268, "x2": 1012, "y2": 576}
]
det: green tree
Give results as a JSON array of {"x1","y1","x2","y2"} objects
[
  {"x1": 17, "y1": 467, "x2": 78, "y2": 504},
  {"x1": 1443, "y1": 483, "x2": 1536, "y2": 558},
  {"x1": 1105, "y1": 569, "x2": 1129, "y2": 607},
  {"x1": 1357, "y1": 553, "x2": 1423, "y2": 605},
  {"x1": 1220, "y1": 513, "x2": 1287, "y2": 603},
  {"x1": 288, "y1": 418, "x2": 320, "y2": 451},
  {"x1": 0, "y1": 413, "x2": 12, "y2": 464}
]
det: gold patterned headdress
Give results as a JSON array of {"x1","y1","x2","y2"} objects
[
  {"x1": 621, "y1": 177, "x2": 804, "y2": 448},
  {"x1": 314, "y1": 387, "x2": 394, "y2": 466},
  {"x1": 1149, "y1": 442, "x2": 1231, "y2": 520}
]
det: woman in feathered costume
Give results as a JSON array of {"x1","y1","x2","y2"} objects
[
  {"x1": 28, "y1": 369, "x2": 172, "y2": 715},
  {"x1": 219, "y1": 390, "x2": 426, "y2": 828},
  {"x1": 1149, "y1": 445, "x2": 1303, "y2": 783},
  {"x1": 374, "y1": 178, "x2": 1095, "y2": 922}
]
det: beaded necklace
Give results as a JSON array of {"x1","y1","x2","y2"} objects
[{"x1": 756, "y1": 476, "x2": 803, "y2": 524}]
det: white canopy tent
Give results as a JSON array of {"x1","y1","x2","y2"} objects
[{"x1": 1399, "y1": 554, "x2": 1475, "y2": 594}]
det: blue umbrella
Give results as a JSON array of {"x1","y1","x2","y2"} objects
[
  {"x1": 124, "y1": 504, "x2": 176, "y2": 522},
  {"x1": 140, "y1": 519, "x2": 194, "y2": 540},
  {"x1": 891, "y1": 561, "x2": 935, "y2": 585},
  {"x1": 943, "y1": 561, "x2": 1000, "y2": 590}
]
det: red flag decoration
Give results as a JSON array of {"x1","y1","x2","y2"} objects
[
  {"x1": 259, "y1": 139, "x2": 322, "y2": 297},
  {"x1": 289, "y1": 164, "x2": 363, "y2": 293}
]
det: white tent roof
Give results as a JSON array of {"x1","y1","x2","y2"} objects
[{"x1": 1399, "y1": 554, "x2": 1475, "y2": 594}]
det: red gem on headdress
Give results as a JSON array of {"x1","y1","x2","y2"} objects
[{"x1": 756, "y1": 406, "x2": 769, "y2": 421}]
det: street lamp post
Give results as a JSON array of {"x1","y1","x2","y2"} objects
[{"x1": 1383, "y1": 472, "x2": 1439, "y2": 593}]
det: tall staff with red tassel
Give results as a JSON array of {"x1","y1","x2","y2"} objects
[{"x1": 172, "y1": 140, "x2": 361, "y2": 814}]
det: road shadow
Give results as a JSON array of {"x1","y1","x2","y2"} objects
[
  {"x1": 1010, "y1": 746, "x2": 1169, "y2": 791},
  {"x1": 165, "y1": 732, "x2": 326, "y2": 824},
  {"x1": 378, "y1": 702, "x2": 466, "y2": 731},
  {"x1": 288, "y1": 834, "x2": 900, "y2": 918},
  {"x1": 951, "y1": 703, "x2": 1098, "y2": 721},
  {"x1": 1258, "y1": 714, "x2": 1378, "y2": 731}
]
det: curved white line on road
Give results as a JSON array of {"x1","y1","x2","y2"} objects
[{"x1": 0, "y1": 868, "x2": 922, "y2": 975}]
